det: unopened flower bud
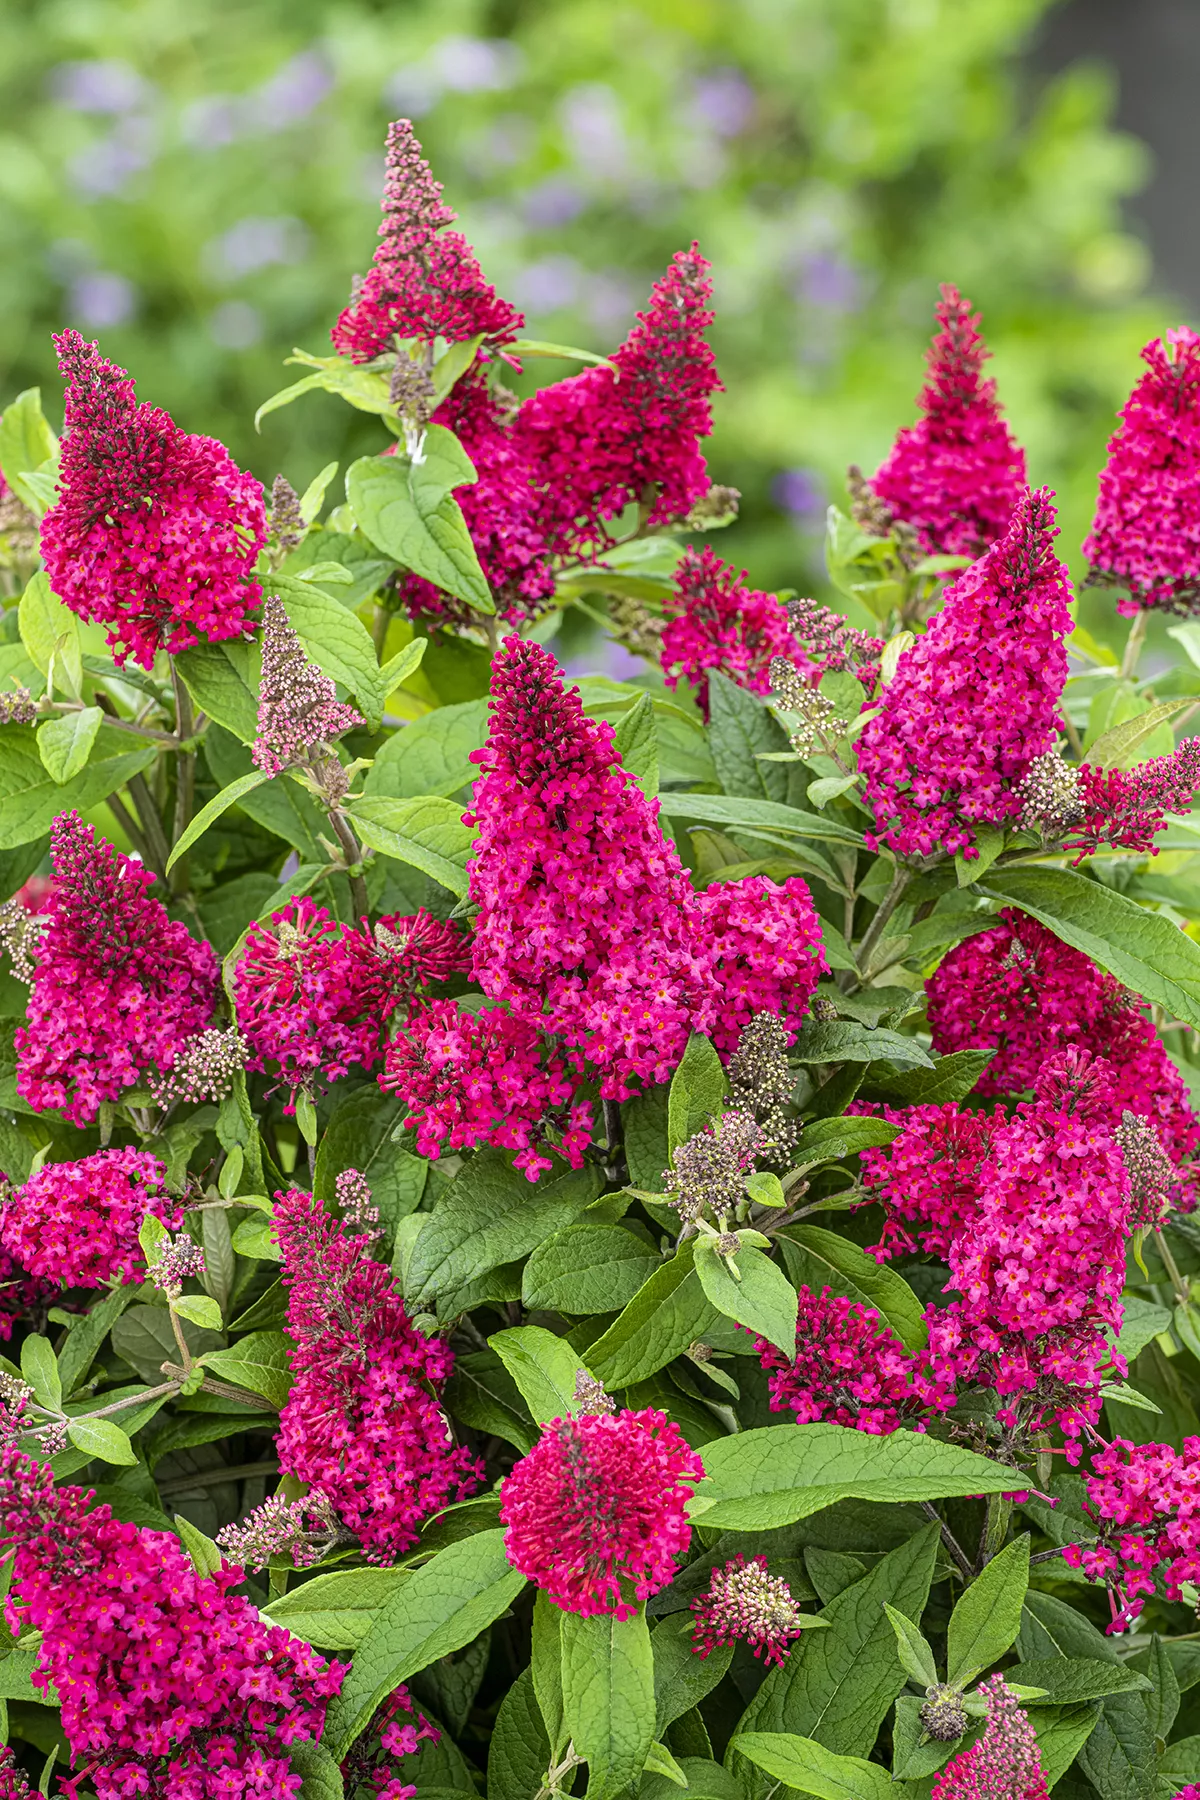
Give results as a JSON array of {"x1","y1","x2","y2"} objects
[{"x1": 920, "y1": 1684, "x2": 968, "y2": 1742}]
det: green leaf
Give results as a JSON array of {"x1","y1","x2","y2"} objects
[
  {"x1": 523, "y1": 1224, "x2": 660, "y2": 1316},
  {"x1": 229, "y1": 1214, "x2": 277, "y2": 1264},
  {"x1": 18, "y1": 573, "x2": 81, "y2": 695},
  {"x1": 173, "y1": 1294, "x2": 223, "y2": 1331},
  {"x1": 732, "y1": 1732, "x2": 894, "y2": 1800},
  {"x1": 1076, "y1": 1691, "x2": 1157, "y2": 1800},
  {"x1": 532, "y1": 1590, "x2": 566, "y2": 1755},
  {"x1": 694, "y1": 1240, "x2": 798, "y2": 1357},
  {"x1": 776, "y1": 1225, "x2": 927, "y2": 1354},
  {"x1": 20, "y1": 1335, "x2": 60, "y2": 1411},
  {"x1": 667, "y1": 1033, "x2": 727, "y2": 1159},
  {"x1": 955, "y1": 824, "x2": 1006, "y2": 886},
  {"x1": 691, "y1": 1425, "x2": 1020, "y2": 1531},
  {"x1": 174, "y1": 1513, "x2": 223, "y2": 1577},
  {"x1": 489, "y1": 1667, "x2": 551, "y2": 1800},
  {"x1": 200, "y1": 1330, "x2": 291, "y2": 1408},
  {"x1": 58, "y1": 1287, "x2": 134, "y2": 1396},
  {"x1": 65, "y1": 1416, "x2": 137, "y2": 1466},
  {"x1": 276, "y1": 574, "x2": 384, "y2": 725},
  {"x1": 489, "y1": 1325, "x2": 590, "y2": 1425},
  {"x1": 1084, "y1": 698, "x2": 1197, "y2": 771},
  {"x1": 789, "y1": 1018, "x2": 932, "y2": 1068},
  {"x1": 321, "y1": 1529, "x2": 526, "y2": 1759},
  {"x1": 882, "y1": 1605, "x2": 937, "y2": 1688},
  {"x1": 348, "y1": 432, "x2": 494, "y2": 615},
  {"x1": 36, "y1": 707, "x2": 102, "y2": 783},
  {"x1": 299, "y1": 460, "x2": 340, "y2": 525},
  {"x1": 980, "y1": 865, "x2": 1200, "y2": 1027},
  {"x1": 863, "y1": 1048, "x2": 995, "y2": 1106},
  {"x1": 407, "y1": 1155, "x2": 604, "y2": 1318},
  {"x1": 792, "y1": 1116, "x2": 901, "y2": 1166},
  {"x1": 379, "y1": 636, "x2": 429, "y2": 697},
  {"x1": 0, "y1": 390, "x2": 58, "y2": 514},
  {"x1": 313, "y1": 1087, "x2": 427, "y2": 1249},
  {"x1": 166, "y1": 768, "x2": 271, "y2": 871},
  {"x1": 1111, "y1": 1297, "x2": 1171, "y2": 1364},
  {"x1": 587, "y1": 1243, "x2": 720, "y2": 1389},
  {"x1": 175, "y1": 639, "x2": 260, "y2": 743},
  {"x1": 613, "y1": 692, "x2": 659, "y2": 799},
  {"x1": 707, "y1": 670, "x2": 796, "y2": 804},
  {"x1": 509, "y1": 338, "x2": 617, "y2": 368},
  {"x1": 365, "y1": 697, "x2": 488, "y2": 801},
  {"x1": 666, "y1": 791, "x2": 863, "y2": 845},
  {"x1": 560, "y1": 1607, "x2": 656, "y2": 1800},
  {"x1": 651, "y1": 1611, "x2": 732, "y2": 1734},
  {"x1": 1031, "y1": 1706, "x2": 1101, "y2": 1791},
  {"x1": 645, "y1": 1741, "x2": 688, "y2": 1786},
  {"x1": 289, "y1": 1739, "x2": 346, "y2": 1800},
  {"x1": 264, "y1": 1567, "x2": 415, "y2": 1650},
  {"x1": 347, "y1": 794, "x2": 475, "y2": 898},
  {"x1": 445, "y1": 1350, "x2": 535, "y2": 1454},
  {"x1": 945, "y1": 1535, "x2": 1030, "y2": 1686},
  {"x1": 255, "y1": 371, "x2": 330, "y2": 429},
  {"x1": 736, "y1": 1526, "x2": 939, "y2": 1758},
  {"x1": 0, "y1": 733, "x2": 157, "y2": 851},
  {"x1": 1006, "y1": 1658, "x2": 1152, "y2": 1705},
  {"x1": 1098, "y1": 1380, "x2": 1161, "y2": 1415}
]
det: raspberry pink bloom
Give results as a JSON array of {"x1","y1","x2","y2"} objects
[
  {"x1": 759, "y1": 1284, "x2": 940, "y2": 1435},
  {"x1": 0, "y1": 1444, "x2": 344, "y2": 1799},
  {"x1": 274, "y1": 1187, "x2": 481, "y2": 1561},
  {"x1": 499, "y1": 1406, "x2": 704, "y2": 1617},
  {"x1": 331, "y1": 119, "x2": 523, "y2": 362},
  {"x1": 857, "y1": 1101, "x2": 997, "y2": 1263},
  {"x1": 397, "y1": 371, "x2": 555, "y2": 627},
  {"x1": 924, "y1": 1048, "x2": 1132, "y2": 1456},
  {"x1": 932, "y1": 1674, "x2": 1048, "y2": 1800},
  {"x1": 40, "y1": 331, "x2": 266, "y2": 669},
  {"x1": 16, "y1": 813, "x2": 218, "y2": 1126},
  {"x1": 381, "y1": 998, "x2": 595, "y2": 1182},
  {"x1": 869, "y1": 284, "x2": 1027, "y2": 558},
  {"x1": 0, "y1": 1747, "x2": 31, "y2": 1799},
  {"x1": 690, "y1": 1554, "x2": 807, "y2": 1667},
  {"x1": 660, "y1": 546, "x2": 797, "y2": 716},
  {"x1": 235, "y1": 899, "x2": 454, "y2": 1106},
  {"x1": 856, "y1": 487, "x2": 1073, "y2": 859},
  {"x1": 1084, "y1": 327, "x2": 1200, "y2": 614},
  {"x1": 1066, "y1": 1435, "x2": 1200, "y2": 1630},
  {"x1": 1066, "y1": 739, "x2": 1200, "y2": 859},
  {"x1": 516, "y1": 246, "x2": 721, "y2": 556},
  {"x1": 340, "y1": 1685, "x2": 440, "y2": 1800},
  {"x1": 466, "y1": 637, "x2": 825, "y2": 1098},
  {"x1": 927, "y1": 909, "x2": 1200, "y2": 1191},
  {"x1": 0, "y1": 1147, "x2": 176, "y2": 1289}
]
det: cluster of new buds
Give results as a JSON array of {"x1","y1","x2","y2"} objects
[
  {"x1": 664, "y1": 1109, "x2": 765, "y2": 1227},
  {"x1": 0, "y1": 898, "x2": 46, "y2": 983},
  {"x1": 149, "y1": 1026, "x2": 246, "y2": 1108},
  {"x1": 727, "y1": 1012, "x2": 798, "y2": 1164},
  {"x1": 1116, "y1": 1110, "x2": 1177, "y2": 1227},
  {"x1": 216, "y1": 1486, "x2": 344, "y2": 1571},
  {"x1": 768, "y1": 656, "x2": 848, "y2": 757},
  {"x1": 1017, "y1": 748, "x2": 1084, "y2": 837},
  {"x1": 146, "y1": 1234, "x2": 207, "y2": 1300},
  {"x1": 335, "y1": 1167, "x2": 379, "y2": 1237}
]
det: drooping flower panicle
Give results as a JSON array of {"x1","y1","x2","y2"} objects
[
  {"x1": 500, "y1": 1405, "x2": 703, "y2": 1617},
  {"x1": 0, "y1": 1444, "x2": 344, "y2": 1800},
  {"x1": 40, "y1": 331, "x2": 266, "y2": 669},
  {"x1": 1066, "y1": 1434, "x2": 1200, "y2": 1629},
  {"x1": 1084, "y1": 327, "x2": 1200, "y2": 614},
  {"x1": 274, "y1": 1186, "x2": 481, "y2": 1561},
  {"x1": 856, "y1": 487, "x2": 1073, "y2": 859},
  {"x1": 659, "y1": 546, "x2": 797, "y2": 716},
  {"x1": 16, "y1": 813, "x2": 219, "y2": 1125},
  {"x1": 332, "y1": 119, "x2": 523, "y2": 363},
  {"x1": 869, "y1": 284, "x2": 1027, "y2": 558}
]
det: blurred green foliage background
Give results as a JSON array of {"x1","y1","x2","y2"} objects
[{"x1": 0, "y1": 0, "x2": 1163, "y2": 595}]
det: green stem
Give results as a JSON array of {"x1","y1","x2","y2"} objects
[
  {"x1": 1120, "y1": 608, "x2": 1148, "y2": 681},
  {"x1": 169, "y1": 663, "x2": 195, "y2": 896},
  {"x1": 1155, "y1": 1227, "x2": 1190, "y2": 1307},
  {"x1": 127, "y1": 772, "x2": 172, "y2": 880},
  {"x1": 156, "y1": 1459, "x2": 280, "y2": 1497},
  {"x1": 979, "y1": 1492, "x2": 1012, "y2": 1568},
  {"x1": 917, "y1": 1501, "x2": 974, "y2": 1582},
  {"x1": 329, "y1": 809, "x2": 370, "y2": 923},
  {"x1": 854, "y1": 864, "x2": 912, "y2": 978}
]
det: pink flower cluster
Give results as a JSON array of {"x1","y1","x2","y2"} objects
[
  {"x1": 274, "y1": 1186, "x2": 481, "y2": 1561},
  {"x1": 924, "y1": 1049, "x2": 1132, "y2": 1453},
  {"x1": 236, "y1": 898, "x2": 463, "y2": 1106},
  {"x1": 659, "y1": 546, "x2": 797, "y2": 716},
  {"x1": 1066, "y1": 739, "x2": 1200, "y2": 859},
  {"x1": 515, "y1": 245, "x2": 721, "y2": 555},
  {"x1": 759, "y1": 1284, "x2": 936, "y2": 1434},
  {"x1": 690, "y1": 1553, "x2": 808, "y2": 1667},
  {"x1": 40, "y1": 331, "x2": 266, "y2": 669},
  {"x1": 382, "y1": 999, "x2": 595, "y2": 1181},
  {"x1": 0, "y1": 1747, "x2": 31, "y2": 1799},
  {"x1": 499, "y1": 1406, "x2": 703, "y2": 1617},
  {"x1": 858, "y1": 1101, "x2": 997, "y2": 1263},
  {"x1": 331, "y1": 119, "x2": 523, "y2": 362},
  {"x1": 0, "y1": 1444, "x2": 344, "y2": 1799},
  {"x1": 397, "y1": 372, "x2": 556, "y2": 626},
  {"x1": 253, "y1": 592, "x2": 363, "y2": 777},
  {"x1": 1084, "y1": 327, "x2": 1200, "y2": 613},
  {"x1": 16, "y1": 813, "x2": 218, "y2": 1126},
  {"x1": 869, "y1": 284, "x2": 1027, "y2": 559},
  {"x1": 927, "y1": 909, "x2": 1199, "y2": 1192},
  {"x1": 0, "y1": 1147, "x2": 177, "y2": 1289},
  {"x1": 1066, "y1": 1436, "x2": 1200, "y2": 1630},
  {"x1": 857, "y1": 487, "x2": 1073, "y2": 859},
  {"x1": 0, "y1": 1247, "x2": 51, "y2": 1345},
  {"x1": 932, "y1": 1674, "x2": 1048, "y2": 1800},
  {"x1": 340, "y1": 1685, "x2": 440, "y2": 1800},
  {"x1": 401, "y1": 638, "x2": 823, "y2": 1166}
]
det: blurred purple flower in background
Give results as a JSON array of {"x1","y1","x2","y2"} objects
[
  {"x1": 68, "y1": 115, "x2": 157, "y2": 200},
  {"x1": 774, "y1": 466, "x2": 827, "y2": 525},
  {"x1": 560, "y1": 84, "x2": 629, "y2": 180},
  {"x1": 797, "y1": 251, "x2": 863, "y2": 313},
  {"x1": 67, "y1": 271, "x2": 136, "y2": 328},
  {"x1": 522, "y1": 178, "x2": 588, "y2": 229},
  {"x1": 689, "y1": 68, "x2": 756, "y2": 137},
  {"x1": 384, "y1": 36, "x2": 522, "y2": 118},
  {"x1": 180, "y1": 48, "x2": 332, "y2": 150},
  {"x1": 51, "y1": 60, "x2": 150, "y2": 114},
  {"x1": 511, "y1": 255, "x2": 582, "y2": 312},
  {"x1": 204, "y1": 216, "x2": 310, "y2": 283},
  {"x1": 209, "y1": 301, "x2": 264, "y2": 349}
]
